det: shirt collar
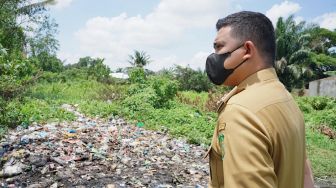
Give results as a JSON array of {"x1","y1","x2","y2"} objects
[
  {"x1": 216, "y1": 68, "x2": 278, "y2": 113},
  {"x1": 237, "y1": 68, "x2": 278, "y2": 91}
]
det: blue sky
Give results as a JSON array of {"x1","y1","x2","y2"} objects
[{"x1": 49, "y1": 0, "x2": 336, "y2": 71}]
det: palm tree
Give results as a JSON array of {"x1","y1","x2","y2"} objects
[
  {"x1": 275, "y1": 16, "x2": 314, "y2": 90},
  {"x1": 128, "y1": 50, "x2": 151, "y2": 68},
  {"x1": 16, "y1": 0, "x2": 56, "y2": 15}
]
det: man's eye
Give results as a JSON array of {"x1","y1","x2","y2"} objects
[{"x1": 214, "y1": 44, "x2": 223, "y2": 51}]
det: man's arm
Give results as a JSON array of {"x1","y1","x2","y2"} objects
[
  {"x1": 304, "y1": 158, "x2": 314, "y2": 188},
  {"x1": 219, "y1": 104, "x2": 276, "y2": 188}
]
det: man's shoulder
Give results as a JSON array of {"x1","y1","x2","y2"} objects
[{"x1": 227, "y1": 80, "x2": 292, "y2": 113}]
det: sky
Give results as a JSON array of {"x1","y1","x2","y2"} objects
[{"x1": 48, "y1": 0, "x2": 336, "y2": 72}]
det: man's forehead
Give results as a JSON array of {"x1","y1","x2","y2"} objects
[{"x1": 215, "y1": 26, "x2": 232, "y2": 42}]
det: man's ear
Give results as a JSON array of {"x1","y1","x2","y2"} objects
[{"x1": 242, "y1": 41, "x2": 254, "y2": 60}]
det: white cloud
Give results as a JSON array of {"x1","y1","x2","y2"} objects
[
  {"x1": 313, "y1": 12, "x2": 336, "y2": 31},
  {"x1": 58, "y1": 51, "x2": 81, "y2": 65},
  {"x1": 187, "y1": 51, "x2": 210, "y2": 70},
  {"x1": 65, "y1": 0, "x2": 234, "y2": 70},
  {"x1": 294, "y1": 16, "x2": 304, "y2": 24},
  {"x1": 148, "y1": 51, "x2": 210, "y2": 72},
  {"x1": 266, "y1": 1, "x2": 301, "y2": 24},
  {"x1": 52, "y1": 0, "x2": 74, "y2": 10}
]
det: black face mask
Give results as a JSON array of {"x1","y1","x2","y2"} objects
[{"x1": 206, "y1": 44, "x2": 247, "y2": 85}]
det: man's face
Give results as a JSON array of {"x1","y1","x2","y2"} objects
[{"x1": 213, "y1": 26, "x2": 246, "y2": 85}]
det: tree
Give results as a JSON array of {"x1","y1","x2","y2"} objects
[
  {"x1": 87, "y1": 58, "x2": 111, "y2": 82},
  {"x1": 32, "y1": 52, "x2": 63, "y2": 72},
  {"x1": 274, "y1": 15, "x2": 336, "y2": 90},
  {"x1": 69, "y1": 56, "x2": 111, "y2": 82},
  {"x1": 28, "y1": 17, "x2": 59, "y2": 57},
  {"x1": 304, "y1": 26, "x2": 336, "y2": 55},
  {"x1": 173, "y1": 65, "x2": 214, "y2": 92},
  {"x1": 0, "y1": 0, "x2": 56, "y2": 56},
  {"x1": 128, "y1": 50, "x2": 151, "y2": 68},
  {"x1": 0, "y1": 0, "x2": 57, "y2": 98}
]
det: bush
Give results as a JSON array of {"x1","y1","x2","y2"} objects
[
  {"x1": 38, "y1": 71, "x2": 60, "y2": 83},
  {"x1": 173, "y1": 65, "x2": 214, "y2": 92},
  {"x1": 296, "y1": 97, "x2": 314, "y2": 113},
  {"x1": 150, "y1": 76, "x2": 179, "y2": 108},
  {"x1": 129, "y1": 67, "x2": 146, "y2": 84},
  {"x1": 0, "y1": 97, "x2": 75, "y2": 128},
  {"x1": 94, "y1": 84, "x2": 128, "y2": 101},
  {"x1": 297, "y1": 96, "x2": 335, "y2": 112},
  {"x1": 0, "y1": 57, "x2": 39, "y2": 99},
  {"x1": 310, "y1": 97, "x2": 329, "y2": 110},
  {"x1": 297, "y1": 96, "x2": 336, "y2": 130},
  {"x1": 122, "y1": 87, "x2": 157, "y2": 118}
]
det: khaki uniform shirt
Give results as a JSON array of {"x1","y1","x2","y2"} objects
[{"x1": 206, "y1": 68, "x2": 305, "y2": 188}]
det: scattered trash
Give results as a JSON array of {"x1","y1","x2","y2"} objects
[
  {"x1": 136, "y1": 122, "x2": 144, "y2": 127},
  {"x1": 319, "y1": 125, "x2": 335, "y2": 139},
  {"x1": 68, "y1": 129, "x2": 76, "y2": 133},
  {"x1": 0, "y1": 159, "x2": 27, "y2": 178},
  {"x1": 0, "y1": 104, "x2": 209, "y2": 187}
]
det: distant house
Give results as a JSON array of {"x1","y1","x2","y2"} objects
[
  {"x1": 110, "y1": 72, "x2": 129, "y2": 79},
  {"x1": 309, "y1": 76, "x2": 336, "y2": 98}
]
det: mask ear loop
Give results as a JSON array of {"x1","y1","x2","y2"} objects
[
  {"x1": 232, "y1": 58, "x2": 248, "y2": 70},
  {"x1": 231, "y1": 44, "x2": 245, "y2": 54},
  {"x1": 231, "y1": 44, "x2": 248, "y2": 70}
]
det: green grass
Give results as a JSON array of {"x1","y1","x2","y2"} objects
[
  {"x1": 306, "y1": 123, "x2": 336, "y2": 177},
  {"x1": 1, "y1": 80, "x2": 335, "y2": 178},
  {"x1": 178, "y1": 90, "x2": 336, "y2": 178},
  {"x1": 126, "y1": 101, "x2": 217, "y2": 145}
]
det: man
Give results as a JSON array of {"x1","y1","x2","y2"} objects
[{"x1": 204, "y1": 11, "x2": 314, "y2": 188}]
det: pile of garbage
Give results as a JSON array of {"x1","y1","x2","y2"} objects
[{"x1": 0, "y1": 104, "x2": 209, "y2": 187}]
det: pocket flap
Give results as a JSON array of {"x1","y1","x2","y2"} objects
[{"x1": 204, "y1": 146, "x2": 212, "y2": 159}]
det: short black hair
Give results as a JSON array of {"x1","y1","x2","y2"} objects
[{"x1": 216, "y1": 11, "x2": 275, "y2": 65}]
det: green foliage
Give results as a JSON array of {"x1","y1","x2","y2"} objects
[
  {"x1": 128, "y1": 67, "x2": 146, "y2": 84},
  {"x1": 28, "y1": 16, "x2": 59, "y2": 57},
  {"x1": 58, "y1": 68, "x2": 89, "y2": 81},
  {"x1": 1, "y1": 72, "x2": 335, "y2": 178},
  {"x1": 0, "y1": 97, "x2": 75, "y2": 128},
  {"x1": 123, "y1": 74, "x2": 179, "y2": 114},
  {"x1": 122, "y1": 87, "x2": 157, "y2": 118},
  {"x1": 128, "y1": 50, "x2": 151, "y2": 68},
  {"x1": 275, "y1": 15, "x2": 336, "y2": 90},
  {"x1": 297, "y1": 96, "x2": 335, "y2": 111},
  {"x1": 305, "y1": 27, "x2": 336, "y2": 55},
  {"x1": 65, "y1": 56, "x2": 111, "y2": 83},
  {"x1": 134, "y1": 102, "x2": 216, "y2": 145},
  {"x1": 31, "y1": 53, "x2": 63, "y2": 72},
  {"x1": 296, "y1": 96, "x2": 336, "y2": 130},
  {"x1": 306, "y1": 123, "x2": 336, "y2": 177},
  {"x1": 0, "y1": 56, "x2": 39, "y2": 99},
  {"x1": 87, "y1": 59, "x2": 111, "y2": 82},
  {"x1": 310, "y1": 53, "x2": 336, "y2": 74},
  {"x1": 173, "y1": 65, "x2": 214, "y2": 92},
  {"x1": 79, "y1": 100, "x2": 121, "y2": 118},
  {"x1": 0, "y1": 0, "x2": 56, "y2": 55},
  {"x1": 150, "y1": 76, "x2": 179, "y2": 108}
]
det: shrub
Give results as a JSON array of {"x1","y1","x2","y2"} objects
[
  {"x1": 296, "y1": 97, "x2": 314, "y2": 113},
  {"x1": 296, "y1": 96, "x2": 335, "y2": 112},
  {"x1": 150, "y1": 76, "x2": 179, "y2": 108},
  {"x1": 122, "y1": 87, "x2": 157, "y2": 118},
  {"x1": 173, "y1": 65, "x2": 214, "y2": 92},
  {"x1": 310, "y1": 97, "x2": 329, "y2": 110},
  {"x1": 129, "y1": 67, "x2": 146, "y2": 84},
  {"x1": 0, "y1": 98, "x2": 75, "y2": 128},
  {"x1": 0, "y1": 57, "x2": 40, "y2": 99}
]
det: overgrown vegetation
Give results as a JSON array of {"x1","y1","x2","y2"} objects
[{"x1": 0, "y1": 1, "x2": 335, "y2": 180}]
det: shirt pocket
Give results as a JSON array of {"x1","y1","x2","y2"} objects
[{"x1": 208, "y1": 147, "x2": 224, "y2": 187}]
